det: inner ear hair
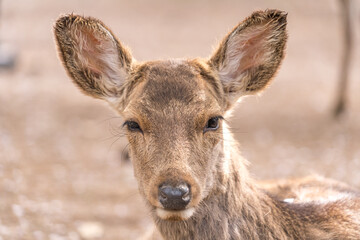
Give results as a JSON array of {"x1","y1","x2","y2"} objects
[
  {"x1": 209, "y1": 10, "x2": 287, "y2": 105},
  {"x1": 54, "y1": 14, "x2": 133, "y2": 100}
]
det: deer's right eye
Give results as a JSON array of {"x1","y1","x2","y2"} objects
[
  {"x1": 203, "y1": 116, "x2": 223, "y2": 133},
  {"x1": 123, "y1": 121, "x2": 142, "y2": 132}
]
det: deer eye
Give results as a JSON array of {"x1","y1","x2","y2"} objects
[
  {"x1": 124, "y1": 121, "x2": 142, "y2": 132},
  {"x1": 204, "y1": 116, "x2": 222, "y2": 133}
]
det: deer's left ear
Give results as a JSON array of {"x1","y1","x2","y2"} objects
[{"x1": 209, "y1": 10, "x2": 287, "y2": 107}]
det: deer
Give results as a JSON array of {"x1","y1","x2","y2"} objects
[{"x1": 54, "y1": 10, "x2": 360, "y2": 240}]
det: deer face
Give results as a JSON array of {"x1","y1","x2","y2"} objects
[
  {"x1": 119, "y1": 60, "x2": 225, "y2": 220},
  {"x1": 54, "y1": 10, "x2": 287, "y2": 221}
]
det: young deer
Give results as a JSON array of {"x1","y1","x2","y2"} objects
[{"x1": 54, "y1": 10, "x2": 360, "y2": 239}]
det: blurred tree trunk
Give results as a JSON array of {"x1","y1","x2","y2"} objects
[{"x1": 334, "y1": 0, "x2": 353, "y2": 118}]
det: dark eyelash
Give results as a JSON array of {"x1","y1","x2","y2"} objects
[{"x1": 123, "y1": 121, "x2": 142, "y2": 132}]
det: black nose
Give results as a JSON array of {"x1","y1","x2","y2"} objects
[{"x1": 158, "y1": 183, "x2": 191, "y2": 210}]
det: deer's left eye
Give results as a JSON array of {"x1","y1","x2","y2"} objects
[{"x1": 204, "y1": 116, "x2": 222, "y2": 133}]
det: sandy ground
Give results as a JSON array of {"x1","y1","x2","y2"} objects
[{"x1": 0, "y1": 0, "x2": 359, "y2": 239}]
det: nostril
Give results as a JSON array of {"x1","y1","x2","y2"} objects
[
  {"x1": 179, "y1": 184, "x2": 190, "y2": 201},
  {"x1": 159, "y1": 190, "x2": 168, "y2": 201},
  {"x1": 182, "y1": 190, "x2": 190, "y2": 202},
  {"x1": 158, "y1": 183, "x2": 191, "y2": 210}
]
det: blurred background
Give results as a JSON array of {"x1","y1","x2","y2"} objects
[{"x1": 0, "y1": 0, "x2": 359, "y2": 239}]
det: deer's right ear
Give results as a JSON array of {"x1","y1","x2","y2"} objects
[{"x1": 54, "y1": 14, "x2": 132, "y2": 101}]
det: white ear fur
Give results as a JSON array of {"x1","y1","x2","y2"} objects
[
  {"x1": 54, "y1": 15, "x2": 133, "y2": 101},
  {"x1": 209, "y1": 10, "x2": 287, "y2": 107},
  {"x1": 73, "y1": 24, "x2": 129, "y2": 99},
  {"x1": 218, "y1": 24, "x2": 273, "y2": 86},
  {"x1": 76, "y1": 25, "x2": 127, "y2": 84}
]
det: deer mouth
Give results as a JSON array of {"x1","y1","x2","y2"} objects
[{"x1": 156, "y1": 207, "x2": 196, "y2": 221}]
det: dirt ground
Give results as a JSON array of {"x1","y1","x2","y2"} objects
[{"x1": 0, "y1": 0, "x2": 359, "y2": 239}]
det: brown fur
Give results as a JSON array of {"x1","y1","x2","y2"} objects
[{"x1": 54, "y1": 10, "x2": 360, "y2": 240}]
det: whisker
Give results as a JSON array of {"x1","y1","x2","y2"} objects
[
  {"x1": 107, "y1": 135, "x2": 123, "y2": 151},
  {"x1": 121, "y1": 143, "x2": 131, "y2": 162},
  {"x1": 117, "y1": 190, "x2": 141, "y2": 202},
  {"x1": 100, "y1": 133, "x2": 126, "y2": 142},
  {"x1": 96, "y1": 115, "x2": 123, "y2": 125}
]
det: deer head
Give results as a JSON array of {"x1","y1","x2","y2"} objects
[{"x1": 54, "y1": 10, "x2": 287, "y2": 221}]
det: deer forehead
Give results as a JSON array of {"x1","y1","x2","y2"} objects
[{"x1": 123, "y1": 60, "x2": 223, "y2": 123}]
